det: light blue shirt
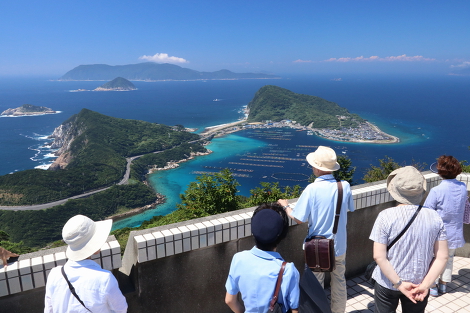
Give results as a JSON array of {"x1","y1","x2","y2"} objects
[
  {"x1": 292, "y1": 174, "x2": 355, "y2": 256},
  {"x1": 370, "y1": 205, "x2": 446, "y2": 290},
  {"x1": 225, "y1": 246, "x2": 300, "y2": 313},
  {"x1": 44, "y1": 259, "x2": 128, "y2": 313},
  {"x1": 424, "y1": 178, "x2": 467, "y2": 249}
]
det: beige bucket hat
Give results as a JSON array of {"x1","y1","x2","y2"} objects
[
  {"x1": 386, "y1": 166, "x2": 427, "y2": 205},
  {"x1": 62, "y1": 215, "x2": 112, "y2": 261},
  {"x1": 306, "y1": 146, "x2": 340, "y2": 171}
]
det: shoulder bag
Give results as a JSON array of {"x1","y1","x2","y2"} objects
[
  {"x1": 268, "y1": 261, "x2": 292, "y2": 313},
  {"x1": 61, "y1": 266, "x2": 92, "y2": 313},
  {"x1": 364, "y1": 204, "x2": 423, "y2": 285},
  {"x1": 304, "y1": 179, "x2": 343, "y2": 272}
]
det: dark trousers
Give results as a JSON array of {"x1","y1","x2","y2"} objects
[{"x1": 374, "y1": 283, "x2": 429, "y2": 313}]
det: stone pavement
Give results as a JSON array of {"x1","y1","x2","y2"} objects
[{"x1": 325, "y1": 256, "x2": 470, "y2": 313}]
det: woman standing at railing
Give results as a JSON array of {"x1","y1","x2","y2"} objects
[{"x1": 424, "y1": 155, "x2": 467, "y2": 296}]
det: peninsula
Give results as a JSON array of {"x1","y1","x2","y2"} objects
[
  {"x1": 201, "y1": 85, "x2": 399, "y2": 144},
  {"x1": 94, "y1": 77, "x2": 136, "y2": 91},
  {"x1": 59, "y1": 62, "x2": 280, "y2": 81},
  {"x1": 1, "y1": 104, "x2": 57, "y2": 116}
]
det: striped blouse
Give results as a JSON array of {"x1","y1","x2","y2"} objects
[{"x1": 369, "y1": 205, "x2": 446, "y2": 290}]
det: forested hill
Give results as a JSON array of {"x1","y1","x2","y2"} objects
[
  {"x1": 94, "y1": 77, "x2": 136, "y2": 91},
  {"x1": 59, "y1": 62, "x2": 279, "y2": 81},
  {"x1": 0, "y1": 109, "x2": 201, "y2": 206},
  {"x1": 247, "y1": 85, "x2": 365, "y2": 128}
]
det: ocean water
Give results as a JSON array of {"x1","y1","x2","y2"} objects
[{"x1": 1, "y1": 74, "x2": 469, "y2": 229}]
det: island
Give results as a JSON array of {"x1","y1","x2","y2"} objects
[
  {"x1": 59, "y1": 62, "x2": 280, "y2": 81},
  {"x1": 201, "y1": 85, "x2": 399, "y2": 144},
  {"x1": 1, "y1": 104, "x2": 57, "y2": 116},
  {"x1": 93, "y1": 77, "x2": 136, "y2": 91}
]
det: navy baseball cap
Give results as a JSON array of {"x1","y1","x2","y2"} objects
[{"x1": 251, "y1": 209, "x2": 284, "y2": 244}]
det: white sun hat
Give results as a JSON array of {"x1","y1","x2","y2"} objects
[
  {"x1": 62, "y1": 215, "x2": 113, "y2": 261},
  {"x1": 306, "y1": 146, "x2": 340, "y2": 172},
  {"x1": 386, "y1": 166, "x2": 427, "y2": 205}
]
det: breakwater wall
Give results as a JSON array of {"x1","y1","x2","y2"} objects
[{"x1": 1, "y1": 171, "x2": 469, "y2": 312}]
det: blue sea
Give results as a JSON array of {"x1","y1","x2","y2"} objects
[{"x1": 0, "y1": 74, "x2": 469, "y2": 229}]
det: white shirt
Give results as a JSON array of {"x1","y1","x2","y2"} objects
[{"x1": 44, "y1": 259, "x2": 128, "y2": 313}]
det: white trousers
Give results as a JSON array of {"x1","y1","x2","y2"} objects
[
  {"x1": 313, "y1": 253, "x2": 346, "y2": 313},
  {"x1": 439, "y1": 248, "x2": 456, "y2": 283}
]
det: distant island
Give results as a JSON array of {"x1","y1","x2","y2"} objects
[
  {"x1": 59, "y1": 62, "x2": 280, "y2": 81},
  {"x1": 94, "y1": 77, "x2": 136, "y2": 91},
  {"x1": 1, "y1": 104, "x2": 57, "y2": 116},
  {"x1": 201, "y1": 85, "x2": 399, "y2": 144}
]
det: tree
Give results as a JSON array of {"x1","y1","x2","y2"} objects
[
  {"x1": 363, "y1": 156, "x2": 400, "y2": 183},
  {"x1": 308, "y1": 155, "x2": 356, "y2": 185},
  {"x1": 242, "y1": 182, "x2": 302, "y2": 207},
  {"x1": 363, "y1": 156, "x2": 428, "y2": 183},
  {"x1": 177, "y1": 169, "x2": 241, "y2": 217}
]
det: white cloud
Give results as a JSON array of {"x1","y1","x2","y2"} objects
[
  {"x1": 293, "y1": 59, "x2": 313, "y2": 63},
  {"x1": 450, "y1": 61, "x2": 470, "y2": 68},
  {"x1": 324, "y1": 54, "x2": 435, "y2": 62},
  {"x1": 139, "y1": 53, "x2": 189, "y2": 64}
]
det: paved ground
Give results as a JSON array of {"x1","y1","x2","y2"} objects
[{"x1": 330, "y1": 256, "x2": 470, "y2": 313}]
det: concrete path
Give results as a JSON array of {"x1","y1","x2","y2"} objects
[{"x1": 340, "y1": 256, "x2": 470, "y2": 312}]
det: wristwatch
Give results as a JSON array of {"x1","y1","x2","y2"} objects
[
  {"x1": 283, "y1": 204, "x2": 291, "y2": 210},
  {"x1": 393, "y1": 279, "x2": 403, "y2": 289}
]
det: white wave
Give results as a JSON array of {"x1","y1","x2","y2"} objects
[{"x1": 35, "y1": 163, "x2": 52, "y2": 170}]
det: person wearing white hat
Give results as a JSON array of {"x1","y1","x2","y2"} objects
[
  {"x1": 369, "y1": 166, "x2": 448, "y2": 313},
  {"x1": 278, "y1": 146, "x2": 355, "y2": 313},
  {"x1": 44, "y1": 215, "x2": 128, "y2": 313}
]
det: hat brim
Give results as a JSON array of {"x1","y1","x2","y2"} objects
[
  {"x1": 66, "y1": 219, "x2": 112, "y2": 261},
  {"x1": 306, "y1": 154, "x2": 340, "y2": 172},
  {"x1": 386, "y1": 168, "x2": 427, "y2": 205}
]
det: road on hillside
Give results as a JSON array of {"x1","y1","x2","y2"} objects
[{"x1": 0, "y1": 150, "x2": 164, "y2": 211}]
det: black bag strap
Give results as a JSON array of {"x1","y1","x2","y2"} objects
[
  {"x1": 387, "y1": 204, "x2": 423, "y2": 251},
  {"x1": 61, "y1": 266, "x2": 92, "y2": 312},
  {"x1": 269, "y1": 261, "x2": 287, "y2": 312},
  {"x1": 332, "y1": 180, "x2": 343, "y2": 235}
]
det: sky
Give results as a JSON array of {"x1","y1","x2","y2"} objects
[{"x1": 1, "y1": 0, "x2": 469, "y2": 77}]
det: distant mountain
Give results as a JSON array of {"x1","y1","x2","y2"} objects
[
  {"x1": 247, "y1": 85, "x2": 365, "y2": 128},
  {"x1": 1, "y1": 104, "x2": 56, "y2": 116},
  {"x1": 94, "y1": 77, "x2": 136, "y2": 91},
  {"x1": 59, "y1": 62, "x2": 280, "y2": 81}
]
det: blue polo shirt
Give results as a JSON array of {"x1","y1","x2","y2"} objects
[
  {"x1": 291, "y1": 174, "x2": 355, "y2": 256},
  {"x1": 225, "y1": 246, "x2": 300, "y2": 313}
]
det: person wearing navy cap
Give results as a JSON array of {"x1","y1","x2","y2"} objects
[{"x1": 225, "y1": 203, "x2": 300, "y2": 313}]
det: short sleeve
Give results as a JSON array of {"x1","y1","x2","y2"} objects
[
  {"x1": 437, "y1": 217, "x2": 447, "y2": 242},
  {"x1": 284, "y1": 263, "x2": 300, "y2": 310},
  {"x1": 225, "y1": 257, "x2": 240, "y2": 295},
  {"x1": 424, "y1": 188, "x2": 438, "y2": 210},
  {"x1": 291, "y1": 184, "x2": 313, "y2": 222},
  {"x1": 369, "y1": 212, "x2": 389, "y2": 245},
  {"x1": 344, "y1": 182, "x2": 355, "y2": 212}
]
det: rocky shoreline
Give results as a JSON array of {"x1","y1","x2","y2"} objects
[{"x1": 107, "y1": 193, "x2": 166, "y2": 221}]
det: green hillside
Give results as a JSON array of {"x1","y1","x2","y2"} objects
[
  {"x1": 97, "y1": 77, "x2": 136, "y2": 90},
  {"x1": 247, "y1": 85, "x2": 365, "y2": 128},
  {"x1": 0, "y1": 109, "x2": 202, "y2": 205}
]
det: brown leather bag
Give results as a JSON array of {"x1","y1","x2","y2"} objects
[{"x1": 304, "y1": 180, "x2": 343, "y2": 272}]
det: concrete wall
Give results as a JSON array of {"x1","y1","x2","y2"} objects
[{"x1": 1, "y1": 171, "x2": 470, "y2": 313}]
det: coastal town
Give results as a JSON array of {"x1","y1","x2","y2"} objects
[{"x1": 200, "y1": 115, "x2": 399, "y2": 144}]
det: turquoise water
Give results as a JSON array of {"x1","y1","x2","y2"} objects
[{"x1": 111, "y1": 134, "x2": 266, "y2": 229}]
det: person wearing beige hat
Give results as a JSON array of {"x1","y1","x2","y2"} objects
[
  {"x1": 44, "y1": 215, "x2": 128, "y2": 313},
  {"x1": 369, "y1": 166, "x2": 448, "y2": 313},
  {"x1": 278, "y1": 146, "x2": 355, "y2": 313}
]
